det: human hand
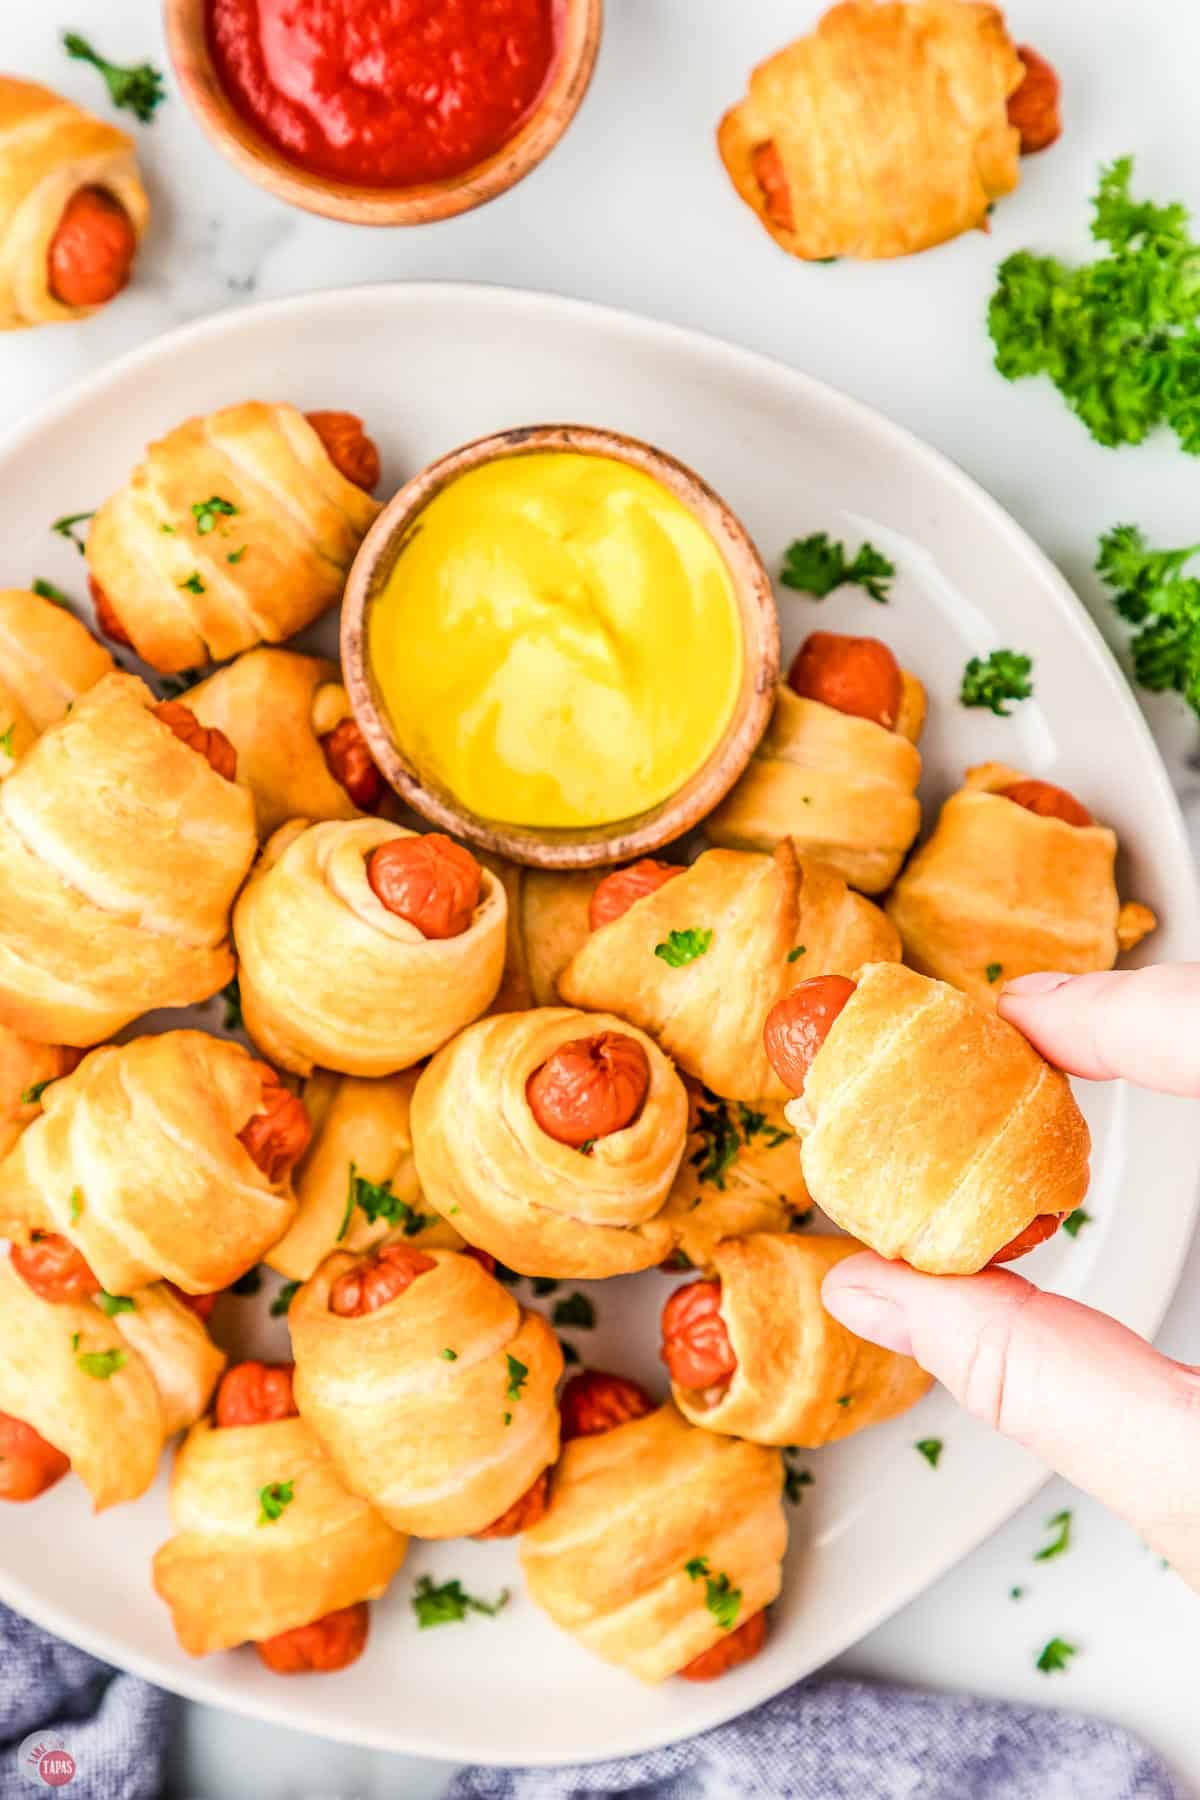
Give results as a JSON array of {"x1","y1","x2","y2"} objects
[{"x1": 820, "y1": 965, "x2": 1200, "y2": 1589}]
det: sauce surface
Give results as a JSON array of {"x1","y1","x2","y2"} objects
[
  {"x1": 207, "y1": 0, "x2": 559, "y2": 188},
  {"x1": 370, "y1": 453, "x2": 744, "y2": 829}
]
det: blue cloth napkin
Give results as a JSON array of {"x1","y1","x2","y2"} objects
[{"x1": 0, "y1": 1603, "x2": 1183, "y2": 1800}]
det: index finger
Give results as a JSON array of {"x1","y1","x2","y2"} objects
[{"x1": 998, "y1": 964, "x2": 1200, "y2": 1096}]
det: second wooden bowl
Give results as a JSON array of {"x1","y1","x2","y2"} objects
[{"x1": 341, "y1": 424, "x2": 780, "y2": 870}]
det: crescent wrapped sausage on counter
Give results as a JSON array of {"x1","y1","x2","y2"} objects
[
  {"x1": 186, "y1": 649, "x2": 383, "y2": 838},
  {"x1": 0, "y1": 77, "x2": 148, "y2": 330},
  {"x1": 661, "y1": 1233, "x2": 932, "y2": 1445},
  {"x1": 291, "y1": 1245, "x2": 561, "y2": 1539},
  {"x1": 235, "y1": 821, "x2": 507, "y2": 1076},
  {"x1": 267, "y1": 1068, "x2": 463, "y2": 1283},
  {"x1": 411, "y1": 1007, "x2": 689, "y2": 1278},
  {"x1": 0, "y1": 1031, "x2": 305, "y2": 1294},
  {"x1": 0, "y1": 673, "x2": 256, "y2": 1046},
  {"x1": 706, "y1": 633, "x2": 926, "y2": 893},
  {"x1": 763, "y1": 963, "x2": 1091, "y2": 1273},
  {"x1": 886, "y1": 762, "x2": 1156, "y2": 1004},
  {"x1": 0, "y1": 587, "x2": 114, "y2": 776},
  {"x1": 521, "y1": 1380, "x2": 786, "y2": 1683},
  {"x1": 153, "y1": 1361, "x2": 406, "y2": 1666},
  {"x1": 85, "y1": 402, "x2": 381, "y2": 672},
  {"x1": 0, "y1": 1255, "x2": 224, "y2": 1510},
  {"x1": 558, "y1": 840, "x2": 898, "y2": 1102}
]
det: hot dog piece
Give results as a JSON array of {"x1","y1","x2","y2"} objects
[
  {"x1": 167, "y1": 1284, "x2": 221, "y2": 1322},
  {"x1": 679, "y1": 1607, "x2": 767, "y2": 1682},
  {"x1": 1000, "y1": 780, "x2": 1093, "y2": 829},
  {"x1": 304, "y1": 412, "x2": 381, "y2": 493},
  {"x1": 752, "y1": 142, "x2": 795, "y2": 233},
  {"x1": 526, "y1": 1032, "x2": 651, "y2": 1149},
  {"x1": 237, "y1": 1066, "x2": 311, "y2": 1182},
  {"x1": 255, "y1": 1600, "x2": 369, "y2": 1674},
  {"x1": 9, "y1": 1235, "x2": 100, "y2": 1304},
  {"x1": 589, "y1": 861, "x2": 682, "y2": 931},
  {"x1": 320, "y1": 717, "x2": 384, "y2": 811},
  {"x1": 153, "y1": 701, "x2": 238, "y2": 782},
  {"x1": 473, "y1": 1467, "x2": 550, "y2": 1539},
  {"x1": 1007, "y1": 46, "x2": 1061, "y2": 155},
  {"x1": 366, "y1": 834, "x2": 483, "y2": 939},
  {"x1": 88, "y1": 574, "x2": 132, "y2": 648},
  {"x1": 763, "y1": 975, "x2": 857, "y2": 1096},
  {"x1": 559, "y1": 1369, "x2": 656, "y2": 1442},
  {"x1": 988, "y1": 1212, "x2": 1064, "y2": 1266},
  {"x1": 0, "y1": 1412, "x2": 71, "y2": 1502},
  {"x1": 46, "y1": 186, "x2": 137, "y2": 310},
  {"x1": 660, "y1": 1280, "x2": 737, "y2": 1393},
  {"x1": 787, "y1": 632, "x2": 903, "y2": 731},
  {"x1": 214, "y1": 1360, "x2": 297, "y2": 1429},
  {"x1": 327, "y1": 1242, "x2": 437, "y2": 1317}
]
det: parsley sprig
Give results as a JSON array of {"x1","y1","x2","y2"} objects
[
  {"x1": 32, "y1": 579, "x2": 71, "y2": 606},
  {"x1": 343, "y1": 1163, "x2": 437, "y2": 1237},
  {"x1": 1097, "y1": 523, "x2": 1200, "y2": 717},
  {"x1": 63, "y1": 33, "x2": 165, "y2": 124},
  {"x1": 257, "y1": 1479, "x2": 295, "y2": 1525},
  {"x1": 76, "y1": 1347, "x2": 126, "y2": 1380},
  {"x1": 412, "y1": 1576, "x2": 510, "y2": 1629},
  {"x1": 1034, "y1": 1509, "x2": 1073, "y2": 1562},
  {"x1": 505, "y1": 1354, "x2": 528, "y2": 1402},
  {"x1": 1036, "y1": 1637, "x2": 1078, "y2": 1673},
  {"x1": 654, "y1": 928, "x2": 712, "y2": 967},
  {"x1": 684, "y1": 1557, "x2": 742, "y2": 1631},
  {"x1": 50, "y1": 511, "x2": 94, "y2": 555},
  {"x1": 688, "y1": 1090, "x2": 792, "y2": 1191},
  {"x1": 915, "y1": 1438, "x2": 943, "y2": 1469},
  {"x1": 1062, "y1": 1210, "x2": 1093, "y2": 1238},
  {"x1": 781, "y1": 533, "x2": 895, "y2": 603},
  {"x1": 959, "y1": 650, "x2": 1034, "y2": 715},
  {"x1": 191, "y1": 496, "x2": 238, "y2": 535}
]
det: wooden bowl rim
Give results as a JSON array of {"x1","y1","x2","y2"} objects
[
  {"x1": 341, "y1": 423, "x2": 781, "y2": 870},
  {"x1": 162, "y1": 0, "x2": 603, "y2": 225}
]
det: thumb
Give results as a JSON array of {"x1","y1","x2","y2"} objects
[{"x1": 822, "y1": 1252, "x2": 1200, "y2": 1585}]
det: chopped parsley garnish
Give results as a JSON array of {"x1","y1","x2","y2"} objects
[
  {"x1": 62, "y1": 33, "x2": 165, "y2": 123},
  {"x1": 77, "y1": 1347, "x2": 126, "y2": 1380},
  {"x1": 0, "y1": 727, "x2": 14, "y2": 760},
  {"x1": 654, "y1": 928, "x2": 713, "y2": 967},
  {"x1": 270, "y1": 1280, "x2": 300, "y2": 1318},
  {"x1": 552, "y1": 1292, "x2": 595, "y2": 1330},
  {"x1": 441, "y1": 1348, "x2": 458, "y2": 1361},
  {"x1": 784, "y1": 1463, "x2": 814, "y2": 1504},
  {"x1": 346, "y1": 1164, "x2": 437, "y2": 1236},
  {"x1": 780, "y1": 532, "x2": 894, "y2": 603},
  {"x1": 531, "y1": 1276, "x2": 559, "y2": 1297},
  {"x1": 1062, "y1": 1210, "x2": 1092, "y2": 1238},
  {"x1": 505, "y1": 1353, "x2": 528, "y2": 1402},
  {"x1": 179, "y1": 573, "x2": 206, "y2": 595},
  {"x1": 19, "y1": 1079, "x2": 54, "y2": 1106},
  {"x1": 1097, "y1": 523, "x2": 1200, "y2": 717},
  {"x1": 191, "y1": 496, "x2": 238, "y2": 535},
  {"x1": 578, "y1": 1139, "x2": 596, "y2": 1156},
  {"x1": 95, "y1": 1291, "x2": 134, "y2": 1317},
  {"x1": 70, "y1": 1332, "x2": 80, "y2": 1352},
  {"x1": 257, "y1": 1479, "x2": 294, "y2": 1525},
  {"x1": 959, "y1": 650, "x2": 1033, "y2": 715},
  {"x1": 787, "y1": 945, "x2": 807, "y2": 962},
  {"x1": 220, "y1": 978, "x2": 242, "y2": 1031},
  {"x1": 735, "y1": 1104, "x2": 789, "y2": 1149},
  {"x1": 989, "y1": 157, "x2": 1200, "y2": 454},
  {"x1": 1036, "y1": 1637, "x2": 1078, "y2": 1674},
  {"x1": 915, "y1": 1438, "x2": 943, "y2": 1468},
  {"x1": 32, "y1": 578, "x2": 71, "y2": 606},
  {"x1": 411, "y1": 1576, "x2": 510, "y2": 1629},
  {"x1": 231, "y1": 1267, "x2": 263, "y2": 1296},
  {"x1": 986, "y1": 963, "x2": 1003, "y2": 985},
  {"x1": 503, "y1": 1410, "x2": 512, "y2": 1426},
  {"x1": 689, "y1": 1090, "x2": 792, "y2": 1191},
  {"x1": 836, "y1": 1394, "x2": 852, "y2": 1408},
  {"x1": 227, "y1": 546, "x2": 248, "y2": 564},
  {"x1": 50, "y1": 511, "x2": 93, "y2": 554},
  {"x1": 1010, "y1": 1586, "x2": 1024, "y2": 1601},
  {"x1": 1034, "y1": 1509, "x2": 1073, "y2": 1562},
  {"x1": 685, "y1": 1558, "x2": 742, "y2": 1631},
  {"x1": 69, "y1": 1187, "x2": 83, "y2": 1225}
]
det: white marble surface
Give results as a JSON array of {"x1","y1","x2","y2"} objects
[{"x1": 5, "y1": 0, "x2": 1200, "y2": 1793}]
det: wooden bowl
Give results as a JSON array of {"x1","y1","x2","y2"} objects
[
  {"x1": 341, "y1": 424, "x2": 780, "y2": 870},
  {"x1": 163, "y1": 0, "x2": 603, "y2": 225}
]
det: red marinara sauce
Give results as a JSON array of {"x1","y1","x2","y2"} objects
[{"x1": 207, "y1": 0, "x2": 561, "y2": 189}]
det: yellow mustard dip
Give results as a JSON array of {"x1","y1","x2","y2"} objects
[{"x1": 369, "y1": 451, "x2": 743, "y2": 828}]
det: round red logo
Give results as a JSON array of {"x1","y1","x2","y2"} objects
[
  {"x1": 17, "y1": 1734, "x2": 76, "y2": 1788},
  {"x1": 36, "y1": 1751, "x2": 75, "y2": 1788}
]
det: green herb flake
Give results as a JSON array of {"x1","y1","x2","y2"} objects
[
  {"x1": 552, "y1": 1292, "x2": 595, "y2": 1330},
  {"x1": 220, "y1": 978, "x2": 242, "y2": 1032},
  {"x1": 836, "y1": 1394, "x2": 852, "y2": 1408},
  {"x1": 683, "y1": 1560, "x2": 742, "y2": 1632},
  {"x1": 684, "y1": 1556, "x2": 710, "y2": 1580},
  {"x1": 960, "y1": 650, "x2": 1034, "y2": 716},
  {"x1": 62, "y1": 33, "x2": 165, "y2": 123},
  {"x1": 505, "y1": 1353, "x2": 528, "y2": 1402},
  {"x1": 502, "y1": 1410, "x2": 512, "y2": 1426},
  {"x1": 780, "y1": 533, "x2": 895, "y2": 603},
  {"x1": 1010, "y1": 1586, "x2": 1025, "y2": 1601},
  {"x1": 915, "y1": 1438, "x2": 943, "y2": 1468},
  {"x1": 347, "y1": 1166, "x2": 437, "y2": 1236},
  {"x1": 578, "y1": 1139, "x2": 596, "y2": 1156},
  {"x1": 441, "y1": 1347, "x2": 458, "y2": 1361},
  {"x1": 0, "y1": 727, "x2": 14, "y2": 760},
  {"x1": 231, "y1": 1267, "x2": 262, "y2": 1296},
  {"x1": 1036, "y1": 1637, "x2": 1078, "y2": 1674},
  {"x1": 50, "y1": 511, "x2": 94, "y2": 554},
  {"x1": 77, "y1": 1347, "x2": 126, "y2": 1381},
  {"x1": 95, "y1": 1291, "x2": 135, "y2": 1317},
  {"x1": 179, "y1": 573, "x2": 206, "y2": 595},
  {"x1": 191, "y1": 496, "x2": 238, "y2": 536},
  {"x1": 985, "y1": 963, "x2": 1003, "y2": 985},
  {"x1": 1096, "y1": 523, "x2": 1200, "y2": 717},
  {"x1": 227, "y1": 546, "x2": 247, "y2": 564},
  {"x1": 257, "y1": 1479, "x2": 295, "y2": 1525},
  {"x1": 1062, "y1": 1210, "x2": 1092, "y2": 1238},
  {"x1": 69, "y1": 1187, "x2": 83, "y2": 1226},
  {"x1": 784, "y1": 1464, "x2": 815, "y2": 1504},
  {"x1": 787, "y1": 945, "x2": 807, "y2": 962},
  {"x1": 411, "y1": 1576, "x2": 510, "y2": 1629},
  {"x1": 1034, "y1": 1509, "x2": 1073, "y2": 1562},
  {"x1": 654, "y1": 928, "x2": 713, "y2": 968},
  {"x1": 19, "y1": 1079, "x2": 54, "y2": 1107},
  {"x1": 32, "y1": 578, "x2": 71, "y2": 606},
  {"x1": 270, "y1": 1280, "x2": 300, "y2": 1318},
  {"x1": 70, "y1": 1332, "x2": 80, "y2": 1352},
  {"x1": 690, "y1": 1092, "x2": 742, "y2": 1190},
  {"x1": 736, "y1": 1103, "x2": 790, "y2": 1149}
]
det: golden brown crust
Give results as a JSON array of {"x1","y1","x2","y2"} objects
[
  {"x1": 717, "y1": 1, "x2": 1024, "y2": 261},
  {"x1": 291, "y1": 1248, "x2": 562, "y2": 1538},
  {"x1": 480, "y1": 856, "x2": 601, "y2": 1012},
  {"x1": 0, "y1": 589, "x2": 114, "y2": 773},
  {"x1": 0, "y1": 1027, "x2": 73, "y2": 1160},
  {"x1": 670, "y1": 1233, "x2": 931, "y2": 1444},
  {"x1": 787, "y1": 961, "x2": 1091, "y2": 1272},
  {"x1": 886, "y1": 763, "x2": 1157, "y2": 1004},
  {"x1": 521, "y1": 1402, "x2": 786, "y2": 1682},
  {"x1": 559, "y1": 842, "x2": 899, "y2": 1101},
  {"x1": 0, "y1": 77, "x2": 148, "y2": 330}
]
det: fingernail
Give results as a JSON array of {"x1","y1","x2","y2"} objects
[
  {"x1": 821, "y1": 1286, "x2": 914, "y2": 1358},
  {"x1": 1001, "y1": 971, "x2": 1073, "y2": 997}
]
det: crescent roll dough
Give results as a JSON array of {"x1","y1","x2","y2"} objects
[
  {"x1": 717, "y1": 2, "x2": 1024, "y2": 261},
  {"x1": 786, "y1": 962, "x2": 1091, "y2": 1272},
  {"x1": 482, "y1": 857, "x2": 600, "y2": 1012},
  {"x1": 411, "y1": 1008, "x2": 689, "y2": 1278},
  {"x1": 706, "y1": 674, "x2": 926, "y2": 892},
  {"x1": 0, "y1": 1257, "x2": 224, "y2": 1510},
  {"x1": 659, "y1": 1086, "x2": 809, "y2": 1271},
  {"x1": 0, "y1": 1029, "x2": 74, "y2": 1160},
  {"x1": 291, "y1": 1247, "x2": 562, "y2": 1538},
  {"x1": 558, "y1": 842, "x2": 899, "y2": 1102},
  {"x1": 153, "y1": 1411, "x2": 407, "y2": 1656},
  {"x1": 235, "y1": 820, "x2": 507, "y2": 1077},
  {"x1": 267, "y1": 1068, "x2": 464, "y2": 1283},
  {"x1": 186, "y1": 650, "x2": 362, "y2": 838},
  {"x1": 0, "y1": 1032, "x2": 298, "y2": 1295},
  {"x1": 0, "y1": 587, "x2": 114, "y2": 775},
  {"x1": 0, "y1": 77, "x2": 148, "y2": 330},
  {"x1": 86, "y1": 402, "x2": 381, "y2": 673},
  {"x1": 886, "y1": 763, "x2": 1157, "y2": 1004},
  {"x1": 0, "y1": 673, "x2": 256, "y2": 1046},
  {"x1": 670, "y1": 1234, "x2": 931, "y2": 1445},
  {"x1": 521, "y1": 1402, "x2": 786, "y2": 1683}
]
